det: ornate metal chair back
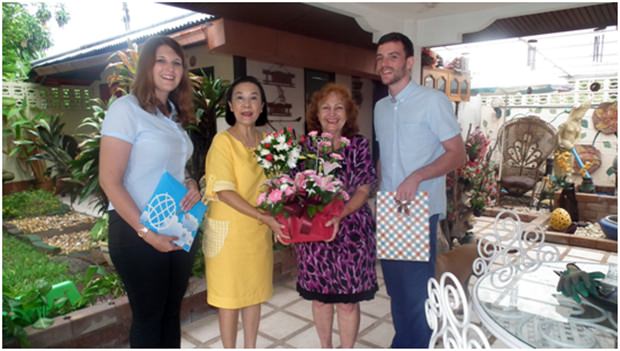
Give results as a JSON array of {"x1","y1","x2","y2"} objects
[{"x1": 425, "y1": 272, "x2": 491, "y2": 349}]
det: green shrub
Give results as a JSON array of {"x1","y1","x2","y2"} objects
[
  {"x1": 191, "y1": 230, "x2": 204, "y2": 277},
  {"x1": 2, "y1": 233, "x2": 75, "y2": 294},
  {"x1": 2, "y1": 189, "x2": 70, "y2": 219},
  {"x1": 89, "y1": 213, "x2": 108, "y2": 242},
  {"x1": 2, "y1": 233, "x2": 124, "y2": 346}
]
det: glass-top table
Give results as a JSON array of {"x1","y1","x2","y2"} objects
[{"x1": 472, "y1": 261, "x2": 617, "y2": 348}]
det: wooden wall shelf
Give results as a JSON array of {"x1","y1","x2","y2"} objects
[{"x1": 422, "y1": 67, "x2": 471, "y2": 102}]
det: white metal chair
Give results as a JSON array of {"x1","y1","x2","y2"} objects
[
  {"x1": 425, "y1": 272, "x2": 490, "y2": 349},
  {"x1": 472, "y1": 209, "x2": 561, "y2": 287}
]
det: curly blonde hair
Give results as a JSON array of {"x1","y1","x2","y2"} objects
[{"x1": 305, "y1": 83, "x2": 359, "y2": 137}]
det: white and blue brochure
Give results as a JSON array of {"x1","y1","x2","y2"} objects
[{"x1": 140, "y1": 171, "x2": 207, "y2": 252}]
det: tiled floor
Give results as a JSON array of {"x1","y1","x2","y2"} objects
[
  {"x1": 180, "y1": 214, "x2": 617, "y2": 348},
  {"x1": 61, "y1": 196, "x2": 615, "y2": 348},
  {"x1": 181, "y1": 266, "x2": 394, "y2": 348}
]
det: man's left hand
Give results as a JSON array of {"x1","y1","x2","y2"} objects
[{"x1": 396, "y1": 173, "x2": 421, "y2": 201}]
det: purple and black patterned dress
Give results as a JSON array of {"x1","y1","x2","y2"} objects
[{"x1": 294, "y1": 134, "x2": 378, "y2": 303}]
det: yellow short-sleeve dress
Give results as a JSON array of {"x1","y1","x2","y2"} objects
[{"x1": 202, "y1": 131, "x2": 272, "y2": 309}]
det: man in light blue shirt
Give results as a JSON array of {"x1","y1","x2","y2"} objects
[{"x1": 374, "y1": 32, "x2": 466, "y2": 348}]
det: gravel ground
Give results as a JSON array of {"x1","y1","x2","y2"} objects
[
  {"x1": 574, "y1": 222, "x2": 606, "y2": 239},
  {"x1": 6, "y1": 212, "x2": 96, "y2": 233},
  {"x1": 42, "y1": 230, "x2": 97, "y2": 254}
]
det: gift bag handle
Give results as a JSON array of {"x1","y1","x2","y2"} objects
[{"x1": 394, "y1": 198, "x2": 411, "y2": 216}]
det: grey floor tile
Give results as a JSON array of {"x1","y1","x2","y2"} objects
[
  {"x1": 564, "y1": 255, "x2": 602, "y2": 263},
  {"x1": 566, "y1": 247, "x2": 606, "y2": 261},
  {"x1": 376, "y1": 282, "x2": 389, "y2": 298},
  {"x1": 284, "y1": 298, "x2": 313, "y2": 320},
  {"x1": 285, "y1": 325, "x2": 336, "y2": 348},
  {"x1": 269, "y1": 285, "x2": 302, "y2": 307},
  {"x1": 358, "y1": 312, "x2": 380, "y2": 333},
  {"x1": 259, "y1": 311, "x2": 310, "y2": 340},
  {"x1": 183, "y1": 313, "x2": 220, "y2": 344},
  {"x1": 208, "y1": 330, "x2": 274, "y2": 349},
  {"x1": 376, "y1": 263, "x2": 384, "y2": 279},
  {"x1": 354, "y1": 340, "x2": 374, "y2": 348},
  {"x1": 181, "y1": 336, "x2": 196, "y2": 348},
  {"x1": 261, "y1": 303, "x2": 275, "y2": 317},
  {"x1": 360, "y1": 296, "x2": 391, "y2": 319},
  {"x1": 359, "y1": 321, "x2": 394, "y2": 348}
]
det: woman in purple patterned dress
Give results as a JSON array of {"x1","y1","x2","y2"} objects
[{"x1": 295, "y1": 83, "x2": 377, "y2": 348}]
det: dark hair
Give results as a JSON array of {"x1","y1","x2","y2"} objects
[
  {"x1": 225, "y1": 76, "x2": 268, "y2": 126},
  {"x1": 306, "y1": 83, "x2": 359, "y2": 137},
  {"x1": 131, "y1": 36, "x2": 195, "y2": 126},
  {"x1": 377, "y1": 32, "x2": 414, "y2": 58}
]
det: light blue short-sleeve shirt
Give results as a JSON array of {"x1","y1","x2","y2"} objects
[
  {"x1": 374, "y1": 81, "x2": 461, "y2": 218},
  {"x1": 101, "y1": 94, "x2": 193, "y2": 211}
]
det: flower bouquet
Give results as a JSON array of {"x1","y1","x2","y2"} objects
[
  {"x1": 457, "y1": 128, "x2": 498, "y2": 215},
  {"x1": 256, "y1": 130, "x2": 350, "y2": 244},
  {"x1": 254, "y1": 127, "x2": 301, "y2": 178}
]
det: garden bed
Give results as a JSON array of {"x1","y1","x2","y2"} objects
[
  {"x1": 4, "y1": 247, "x2": 297, "y2": 348},
  {"x1": 3, "y1": 277, "x2": 211, "y2": 348},
  {"x1": 3, "y1": 189, "x2": 300, "y2": 347},
  {"x1": 553, "y1": 190, "x2": 617, "y2": 222},
  {"x1": 481, "y1": 205, "x2": 617, "y2": 252},
  {"x1": 531, "y1": 213, "x2": 617, "y2": 252},
  {"x1": 5, "y1": 212, "x2": 96, "y2": 237},
  {"x1": 4, "y1": 212, "x2": 98, "y2": 256},
  {"x1": 482, "y1": 207, "x2": 539, "y2": 223}
]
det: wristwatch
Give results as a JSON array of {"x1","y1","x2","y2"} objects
[{"x1": 137, "y1": 226, "x2": 149, "y2": 239}]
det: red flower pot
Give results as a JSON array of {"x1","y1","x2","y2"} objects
[{"x1": 277, "y1": 199, "x2": 344, "y2": 244}]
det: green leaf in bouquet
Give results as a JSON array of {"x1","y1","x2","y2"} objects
[
  {"x1": 307, "y1": 205, "x2": 318, "y2": 219},
  {"x1": 273, "y1": 203, "x2": 284, "y2": 216}
]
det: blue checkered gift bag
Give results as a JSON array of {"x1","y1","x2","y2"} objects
[{"x1": 376, "y1": 191, "x2": 430, "y2": 261}]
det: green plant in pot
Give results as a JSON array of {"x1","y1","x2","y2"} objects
[
  {"x1": 105, "y1": 48, "x2": 138, "y2": 97},
  {"x1": 89, "y1": 213, "x2": 111, "y2": 265},
  {"x1": 65, "y1": 48, "x2": 136, "y2": 213},
  {"x1": 469, "y1": 196, "x2": 486, "y2": 217},
  {"x1": 2, "y1": 98, "x2": 51, "y2": 186},
  {"x1": 187, "y1": 72, "x2": 229, "y2": 182},
  {"x1": 67, "y1": 98, "x2": 111, "y2": 214},
  {"x1": 458, "y1": 128, "x2": 498, "y2": 217},
  {"x1": 19, "y1": 115, "x2": 79, "y2": 194}
]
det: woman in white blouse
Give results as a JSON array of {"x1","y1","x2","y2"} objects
[{"x1": 99, "y1": 36, "x2": 201, "y2": 348}]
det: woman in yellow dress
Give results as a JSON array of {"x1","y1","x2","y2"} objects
[{"x1": 202, "y1": 76, "x2": 285, "y2": 348}]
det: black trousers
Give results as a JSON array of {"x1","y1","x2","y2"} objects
[{"x1": 108, "y1": 210, "x2": 197, "y2": 348}]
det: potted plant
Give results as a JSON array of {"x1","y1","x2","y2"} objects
[
  {"x1": 2, "y1": 98, "x2": 52, "y2": 188},
  {"x1": 188, "y1": 72, "x2": 229, "y2": 182},
  {"x1": 458, "y1": 128, "x2": 498, "y2": 216},
  {"x1": 67, "y1": 98, "x2": 111, "y2": 214},
  {"x1": 18, "y1": 115, "x2": 79, "y2": 195},
  {"x1": 89, "y1": 213, "x2": 111, "y2": 265}
]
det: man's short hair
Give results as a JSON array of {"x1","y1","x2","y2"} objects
[{"x1": 377, "y1": 32, "x2": 414, "y2": 58}]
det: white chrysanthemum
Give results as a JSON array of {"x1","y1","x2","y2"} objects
[
  {"x1": 287, "y1": 147, "x2": 300, "y2": 168},
  {"x1": 276, "y1": 134, "x2": 286, "y2": 144},
  {"x1": 274, "y1": 143, "x2": 290, "y2": 151},
  {"x1": 261, "y1": 160, "x2": 272, "y2": 169},
  {"x1": 274, "y1": 154, "x2": 285, "y2": 161},
  {"x1": 260, "y1": 149, "x2": 270, "y2": 156},
  {"x1": 265, "y1": 135, "x2": 275, "y2": 143}
]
